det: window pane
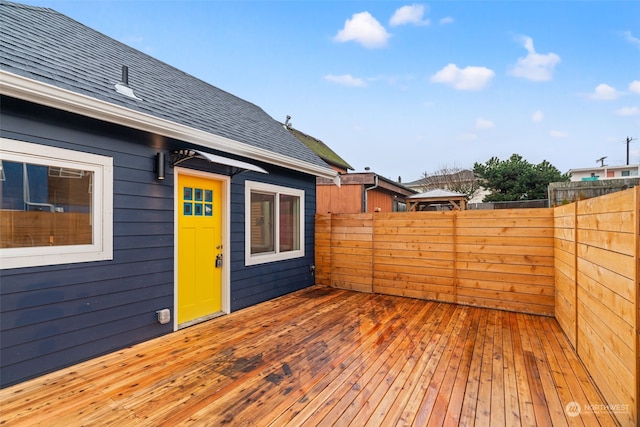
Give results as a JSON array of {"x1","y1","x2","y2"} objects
[
  {"x1": 0, "y1": 160, "x2": 93, "y2": 248},
  {"x1": 250, "y1": 192, "x2": 274, "y2": 254},
  {"x1": 279, "y1": 194, "x2": 300, "y2": 252}
]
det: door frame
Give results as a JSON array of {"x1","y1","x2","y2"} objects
[{"x1": 173, "y1": 167, "x2": 230, "y2": 331}]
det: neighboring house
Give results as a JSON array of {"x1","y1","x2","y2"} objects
[
  {"x1": 404, "y1": 169, "x2": 487, "y2": 204},
  {"x1": 316, "y1": 172, "x2": 416, "y2": 213},
  {"x1": 547, "y1": 164, "x2": 640, "y2": 206},
  {"x1": 283, "y1": 122, "x2": 412, "y2": 213},
  {"x1": 284, "y1": 119, "x2": 354, "y2": 175},
  {"x1": 0, "y1": 1, "x2": 336, "y2": 387},
  {"x1": 567, "y1": 164, "x2": 640, "y2": 181}
]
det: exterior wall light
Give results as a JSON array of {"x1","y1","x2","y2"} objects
[{"x1": 155, "y1": 152, "x2": 165, "y2": 180}]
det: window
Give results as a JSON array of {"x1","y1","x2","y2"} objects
[
  {"x1": 393, "y1": 199, "x2": 407, "y2": 212},
  {"x1": 245, "y1": 181, "x2": 304, "y2": 265},
  {"x1": 621, "y1": 170, "x2": 631, "y2": 177},
  {"x1": 0, "y1": 139, "x2": 113, "y2": 269}
]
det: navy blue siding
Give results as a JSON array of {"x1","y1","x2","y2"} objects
[
  {"x1": 229, "y1": 170, "x2": 317, "y2": 311},
  {"x1": 0, "y1": 97, "x2": 319, "y2": 387},
  {"x1": 0, "y1": 97, "x2": 175, "y2": 387}
]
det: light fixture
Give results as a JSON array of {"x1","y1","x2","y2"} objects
[{"x1": 155, "y1": 152, "x2": 165, "y2": 180}]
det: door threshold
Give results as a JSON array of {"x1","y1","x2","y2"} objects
[{"x1": 178, "y1": 311, "x2": 226, "y2": 329}]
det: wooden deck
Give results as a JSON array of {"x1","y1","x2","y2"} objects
[{"x1": 0, "y1": 286, "x2": 619, "y2": 426}]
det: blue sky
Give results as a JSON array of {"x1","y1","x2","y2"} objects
[{"x1": 17, "y1": 0, "x2": 640, "y2": 182}]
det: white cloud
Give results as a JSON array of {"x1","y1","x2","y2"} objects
[
  {"x1": 390, "y1": 4, "x2": 430, "y2": 27},
  {"x1": 630, "y1": 80, "x2": 640, "y2": 94},
  {"x1": 550, "y1": 130, "x2": 569, "y2": 138},
  {"x1": 615, "y1": 106, "x2": 640, "y2": 116},
  {"x1": 324, "y1": 74, "x2": 367, "y2": 87},
  {"x1": 589, "y1": 83, "x2": 619, "y2": 100},
  {"x1": 532, "y1": 110, "x2": 544, "y2": 123},
  {"x1": 430, "y1": 63, "x2": 495, "y2": 91},
  {"x1": 334, "y1": 12, "x2": 390, "y2": 49},
  {"x1": 623, "y1": 31, "x2": 640, "y2": 48},
  {"x1": 509, "y1": 35, "x2": 560, "y2": 82},
  {"x1": 475, "y1": 118, "x2": 495, "y2": 129},
  {"x1": 439, "y1": 16, "x2": 454, "y2": 25}
]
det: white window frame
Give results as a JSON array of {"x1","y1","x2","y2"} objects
[
  {"x1": 245, "y1": 181, "x2": 304, "y2": 266},
  {"x1": 0, "y1": 138, "x2": 113, "y2": 269}
]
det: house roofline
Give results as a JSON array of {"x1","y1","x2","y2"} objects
[
  {"x1": 567, "y1": 164, "x2": 640, "y2": 173},
  {"x1": 0, "y1": 70, "x2": 337, "y2": 180},
  {"x1": 318, "y1": 171, "x2": 416, "y2": 196}
]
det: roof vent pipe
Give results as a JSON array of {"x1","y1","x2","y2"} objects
[
  {"x1": 121, "y1": 65, "x2": 129, "y2": 85},
  {"x1": 115, "y1": 65, "x2": 142, "y2": 100}
]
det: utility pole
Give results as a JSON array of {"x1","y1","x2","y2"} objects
[{"x1": 626, "y1": 136, "x2": 636, "y2": 165}]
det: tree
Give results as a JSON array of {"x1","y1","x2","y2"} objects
[
  {"x1": 473, "y1": 154, "x2": 570, "y2": 202},
  {"x1": 420, "y1": 165, "x2": 481, "y2": 200}
]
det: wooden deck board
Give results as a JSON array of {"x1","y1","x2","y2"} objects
[{"x1": 0, "y1": 286, "x2": 619, "y2": 426}]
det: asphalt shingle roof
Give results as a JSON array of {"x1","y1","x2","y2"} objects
[{"x1": 0, "y1": 1, "x2": 331, "y2": 171}]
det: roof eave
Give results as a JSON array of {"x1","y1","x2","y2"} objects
[{"x1": 0, "y1": 70, "x2": 337, "y2": 180}]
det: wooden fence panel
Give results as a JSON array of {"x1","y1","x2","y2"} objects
[
  {"x1": 316, "y1": 210, "x2": 554, "y2": 315},
  {"x1": 554, "y1": 203, "x2": 577, "y2": 347},
  {"x1": 455, "y1": 209, "x2": 555, "y2": 316},
  {"x1": 314, "y1": 214, "x2": 331, "y2": 286},
  {"x1": 372, "y1": 212, "x2": 455, "y2": 301},
  {"x1": 329, "y1": 213, "x2": 373, "y2": 292},
  {"x1": 574, "y1": 188, "x2": 637, "y2": 427}
]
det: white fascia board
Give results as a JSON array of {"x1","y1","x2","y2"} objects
[{"x1": 0, "y1": 71, "x2": 337, "y2": 180}]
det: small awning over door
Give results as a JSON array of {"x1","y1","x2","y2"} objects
[{"x1": 171, "y1": 149, "x2": 268, "y2": 175}]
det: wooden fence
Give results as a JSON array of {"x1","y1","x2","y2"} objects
[
  {"x1": 315, "y1": 188, "x2": 639, "y2": 426},
  {"x1": 316, "y1": 209, "x2": 555, "y2": 316},
  {"x1": 554, "y1": 189, "x2": 638, "y2": 427}
]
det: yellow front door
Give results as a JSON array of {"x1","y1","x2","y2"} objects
[{"x1": 177, "y1": 172, "x2": 223, "y2": 326}]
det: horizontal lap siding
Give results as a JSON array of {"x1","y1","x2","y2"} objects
[
  {"x1": 574, "y1": 188, "x2": 637, "y2": 427},
  {"x1": 455, "y1": 209, "x2": 555, "y2": 315},
  {"x1": 1, "y1": 100, "x2": 174, "y2": 387}
]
